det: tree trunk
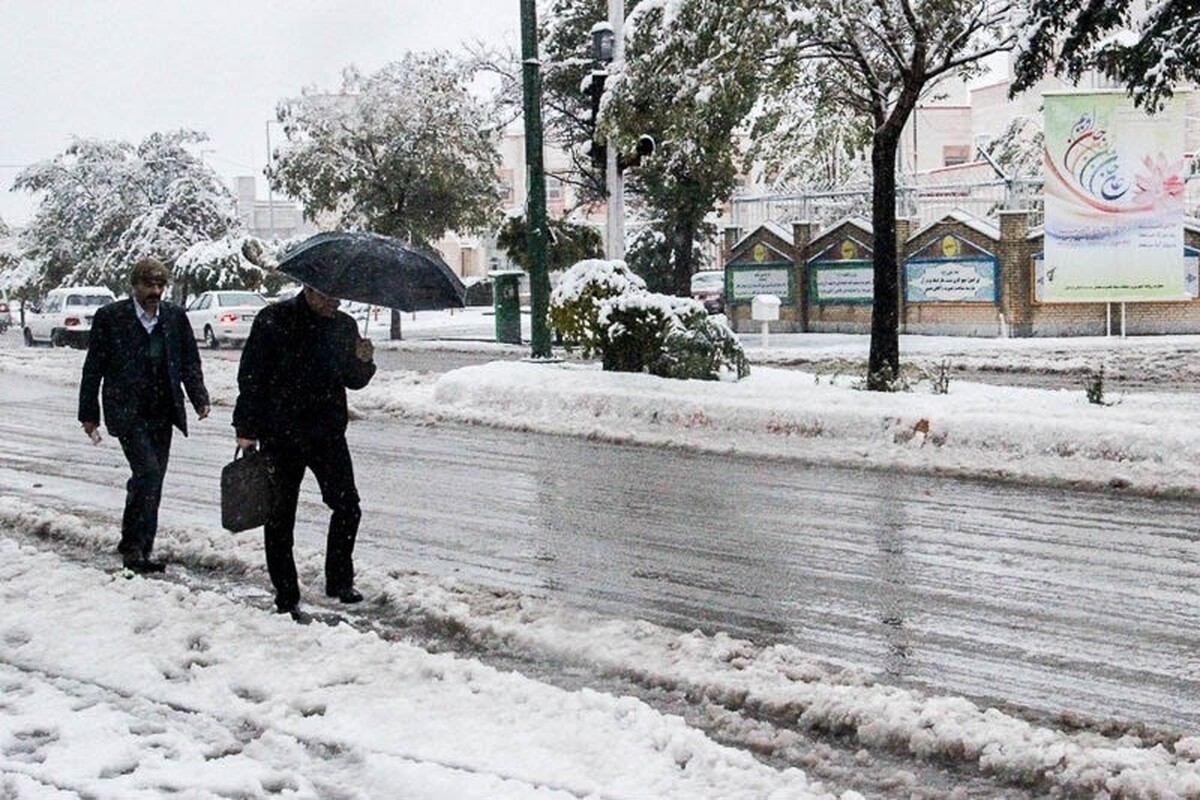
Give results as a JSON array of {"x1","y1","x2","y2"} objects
[
  {"x1": 672, "y1": 218, "x2": 696, "y2": 298},
  {"x1": 867, "y1": 132, "x2": 901, "y2": 390},
  {"x1": 389, "y1": 308, "x2": 403, "y2": 340}
]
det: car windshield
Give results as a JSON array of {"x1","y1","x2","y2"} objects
[
  {"x1": 690, "y1": 272, "x2": 723, "y2": 291},
  {"x1": 217, "y1": 293, "x2": 267, "y2": 308},
  {"x1": 66, "y1": 295, "x2": 112, "y2": 307}
]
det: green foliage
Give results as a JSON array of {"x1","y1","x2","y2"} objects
[
  {"x1": 550, "y1": 258, "x2": 748, "y2": 380},
  {"x1": 271, "y1": 52, "x2": 502, "y2": 246},
  {"x1": 598, "y1": 292, "x2": 748, "y2": 379},
  {"x1": 623, "y1": 223, "x2": 710, "y2": 295},
  {"x1": 1085, "y1": 366, "x2": 1116, "y2": 406},
  {"x1": 623, "y1": 225, "x2": 673, "y2": 293},
  {"x1": 1012, "y1": 0, "x2": 1200, "y2": 111},
  {"x1": 539, "y1": 0, "x2": 611, "y2": 203},
  {"x1": 174, "y1": 236, "x2": 268, "y2": 295},
  {"x1": 497, "y1": 214, "x2": 604, "y2": 272},
  {"x1": 549, "y1": 259, "x2": 647, "y2": 357},
  {"x1": 595, "y1": 293, "x2": 677, "y2": 373},
  {"x1": 539, "y1": 0, "x2": 774, "y2": 296},
  {"x1": 655, "y1": 313, "x2": 750, "y2": 381}
]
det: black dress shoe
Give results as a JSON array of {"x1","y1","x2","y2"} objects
[
  {"x1": 123, "y1": 559, "x2": 166, "y2": 574},
  {"x1": 275, "y1": 596, "x2": 300, "y2": 614},
  {"x1": 325, "y1": 586, "x2": 363, "y2": 604}
]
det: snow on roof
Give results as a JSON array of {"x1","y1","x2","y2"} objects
[
  {"x1": 731, "y1": 219, "x2": 794, "y2": 252},
  {"x1": 909, "y1": 210, "x2": 1001, "y2": 242},
  {"x1": 815, "y1": 214, "x2": 873, "y2": 238}
]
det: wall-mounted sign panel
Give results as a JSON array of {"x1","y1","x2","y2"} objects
[
  {"x1": 905, "y1": 258, "x2": 998, "y2": 302},
  {"x1": 727, "y1": 262, "x2": 794, "y2": 303},
  {"x1": 809, "y1": 261, "x2": 873, "y2": 304}
]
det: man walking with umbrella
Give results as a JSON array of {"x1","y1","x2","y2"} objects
[{"x1": 233, "y1": 285, "x2": 376, "y2": 614}]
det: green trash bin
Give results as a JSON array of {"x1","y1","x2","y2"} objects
[{"x1": 490, "y1": 270, "x2": 523, "y2": 344}]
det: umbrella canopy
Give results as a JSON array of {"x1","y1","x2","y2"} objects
[{"x1": 276, "y1": 231, "x2": 467, "y2": 312}]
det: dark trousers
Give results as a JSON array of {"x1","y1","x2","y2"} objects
[
  {"x1": 263, "y1": 435, "x2": 361, "y2": 608},
  {"x1": 117, "y1": 420, "x2": 173, "y2": 560}
]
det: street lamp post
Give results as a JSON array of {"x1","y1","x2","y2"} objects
[
  {"x1": 606, "y1": 0, "x2": 624, "y2": 260},
  {"x1": 520, "y1": 0, "x2": 553, "y2": 358}
]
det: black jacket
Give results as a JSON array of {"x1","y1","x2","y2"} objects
[
  {"x1": 233, "y1": 292, "x2": 376, "y2": 444},
  {"x1": 78, "y1": 298, "x2": 209, "y2": 437}
]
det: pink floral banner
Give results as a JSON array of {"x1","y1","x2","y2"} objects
[{"x1": 1042, "y1": 91, "x2": 1188, "y2": 302}]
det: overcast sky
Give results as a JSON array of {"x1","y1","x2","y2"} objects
[{"x1": 0, "y1": 1, "x2": 520, "y2": 227}]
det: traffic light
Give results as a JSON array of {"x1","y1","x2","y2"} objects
[
  {"x1": 618, "y1": 134, "x2": 655, "y2": 172},
  {"x1": 588, "y1": 24, "x2": 614, "y2": 171},
  {"x1": 588, "y1": 68, "x2": 608, "y2": 170}
]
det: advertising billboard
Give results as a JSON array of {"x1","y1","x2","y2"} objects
[{"x1": 1043, "y1": 91, "x2": 1188, "y2": 302}]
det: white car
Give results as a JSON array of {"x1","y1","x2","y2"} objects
[
  {"x1": 690, "y1": 271, "x2": 725, "y2": 314},
  {"x1": 186, "y1": 290, "x2": 268, "y2": 348},
  {"x1": 24, "y1": 286, "x2": 117, "y2": 348}
]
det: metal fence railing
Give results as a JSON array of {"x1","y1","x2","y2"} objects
[{"x1": 728, "y1": 172, "x2": 1200, "y2": 240}]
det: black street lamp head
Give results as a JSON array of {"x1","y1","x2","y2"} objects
[{"x1": 591, "y1": 23, "x2": 614, "y2": 65}]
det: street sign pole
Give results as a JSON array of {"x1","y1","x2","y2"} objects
[
  {"x1": 520, "y1": 0, "x2": 553, "y2": 359},
  {"x1": 605, "y1": 0, "x2": 624, "y2": 260}
]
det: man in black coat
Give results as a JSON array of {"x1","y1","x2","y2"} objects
[
  {"x1": 233, "y1": 285, "x2": 376, "y2": 614},
  {"x1": 79, "y1": 258, "x2": 211, "y2": 573}
]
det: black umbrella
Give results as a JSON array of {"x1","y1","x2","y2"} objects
[{"x1": 276, "y1": 231, "x2": 467, "y2": 312}]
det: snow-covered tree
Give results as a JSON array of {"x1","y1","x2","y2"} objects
[
  {"x1": 269, "y1": 52, "x2": 503, "y2": 246},
  {"x1": 762, "y1": 0, "x2": 1014, "y2": 389},
  {"x1": 745, "y1": 79, "x2": 874, "y2": 191},
  {"x1": 13, "y1": 138, "x2": 143, "y2": 293},
  {"x1": 1012, "y1": 0, "x2": 1200, "y2": 111},
  {"x1": 541, "y1": 0, "x2": 778, "y2": 296},
  {"x1": 497, "y1": 213, "x2": 604, "y2": 272},
  {"x1": 12, "y1": 130, "x2": 243, "y2": 293},
  {"x1": 174, "y1": 235, "x2": 269, "y2": 299},
  {"x1": 0, "y1": 232, "x2": 35, "y2": 296},
  {"x1": 613, "y1": 1, "x2": 780, "y2": 297},
  {"x1": 982, "y1": 115, "x2": 1044, "y2": 179}
]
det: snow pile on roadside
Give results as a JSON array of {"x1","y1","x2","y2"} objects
[
  {"x1": 3, "y1": 498, "x2": 1197, "y2": 798},
  {"x1": 0, "y1": 531, "x2": 840, "y2": 800},
  {"x1": 371, "y1": 566, "x2": 1200, "y2": 798},
  {"x1": 422, "y1": 361, "x2": 1200, "y2": 496}
]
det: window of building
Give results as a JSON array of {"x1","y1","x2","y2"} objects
[
  {"x1": 498, "y1": 169, "x2": 515, "y2": 204},
  {"x1": 943, "y1": 145, "x2": 971, "y2": 167}
]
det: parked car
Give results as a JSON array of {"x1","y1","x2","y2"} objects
[
  {"x1": 186, "y1": 290, "x2": 268, "y2": 348},
  {"x1": 23, "y1": 286, "x2": 117, "y2": 348},
  {"x1": 690, "y1": 271, "x2": 726, "y2": 314}
]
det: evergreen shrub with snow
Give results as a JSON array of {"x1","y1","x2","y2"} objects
[
  {"x1": 550, "y1": 259, "x2": 748, "y2": 381},
  {"x1": 657, "y1": 313, "x2": 750, "y2": 381},
  {"x1": 549, "y1": 259, "x2": 647, "y2": 358}
]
